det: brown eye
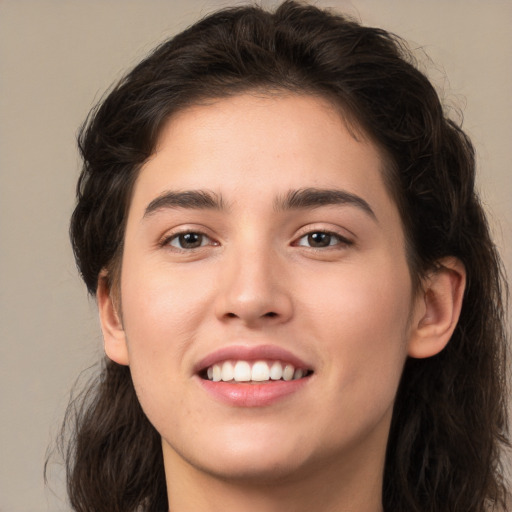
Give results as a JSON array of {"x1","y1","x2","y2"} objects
[
  {"x1": 169, "y1": 232, "x2": 207, "y2": 249},
  {"x1": 296, "y1": 231, "x2": 351, "y2": 248},
  {"x1": 307, "y1": 232, "x2": 332, "y2": 247}
]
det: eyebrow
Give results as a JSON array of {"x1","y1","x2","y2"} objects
[
  {"x1": 143, "y1": 190, "x2": 224, "y2": 218},
  {"x1": 274, "y1": 188, "x2": 377, "y2": 220},
  {"x1": 142, "y1": 187, "x2": 376, "y2": 221}
]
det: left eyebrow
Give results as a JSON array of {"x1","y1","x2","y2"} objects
[{"x1": 274, "y1": 187, "x2": 377, "y2": 221}]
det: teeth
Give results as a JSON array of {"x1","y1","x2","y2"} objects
[
  {"x1": 204, "y1": 360, "x2": 310, "y2": 382},
  {"x1": 251, "y1": 361, "x2": 270, "y2": 381},
  {"x1": 221, "y1": 361, "x2": 234, "y2": 381},
  {"x1": 282, "y1": 364, "x2": 295, "y2": 381},
  {"x1": 269, "y1": 361, "x2": 283, "y2": 380},
  {"x1": 212, "y1": 364, "x2": 222, "y2": 382},
  {"x1": 233, "y1": 361, "x2": 251, "y2": 382}
]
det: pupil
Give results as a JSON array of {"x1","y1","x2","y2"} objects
[
  {"x1": 308, "y1": 232, "x2": 331, "y2": 247},
  {"x1": 180, "y1": 233, "x2": 202, "y2": 248}
]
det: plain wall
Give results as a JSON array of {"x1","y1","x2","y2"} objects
[{"x1": 1, "y1": 1, "x2": 510, "y2": 510}]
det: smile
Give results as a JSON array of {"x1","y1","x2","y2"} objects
[
  {"x1": 195, "y1": 345, "x2": 314, "y2": 406},
  {"x1": 203, "y1": 360, "x2": 313, "y2": 383}
]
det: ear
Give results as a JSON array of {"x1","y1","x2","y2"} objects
[
  {"x1": 97, "y1": 271, "x2": 130, "y2": 366},
  {"x1": 408, "y1": 257, "x2": 466, "y2": 359}
]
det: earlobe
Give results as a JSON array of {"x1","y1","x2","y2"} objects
[
  {"x1": 408, "y1": 257, "x2": 466, "y2": 359},
  {"x1": 97, "y1": 271, "x2": 130, "y2": 366}
]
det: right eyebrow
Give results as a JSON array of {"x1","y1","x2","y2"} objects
[{"x1": 143, "y1": 190, "x2": 224, "y2": 218}]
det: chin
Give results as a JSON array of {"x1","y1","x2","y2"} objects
[{"x1": 164, "y1": 424, "x2": 318, "y2": 484}]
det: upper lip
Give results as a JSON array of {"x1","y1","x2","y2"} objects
[{"x1": 194, "y1": 344, "x2": 313, "y2": 374}]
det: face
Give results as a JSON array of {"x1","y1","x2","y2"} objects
[{"x1": 107, "y1": 94, "x2": 421, "y2": 484}]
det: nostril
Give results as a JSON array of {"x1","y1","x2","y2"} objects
[{"x1": 265, "y1": 312, "x2": 278, "y2": 318}]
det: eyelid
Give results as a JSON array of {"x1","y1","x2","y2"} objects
[
  {"x1": 293, "y1": 223, "x2": 354, "y2": 241},
  {"x1": 291, "y1": 225, "x2": 355, "y2": 252},
  {"x1": 296, "y1": 232, "x2": 352, "y2": 248}
]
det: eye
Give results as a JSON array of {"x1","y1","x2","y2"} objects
[
  {"x1": 296, "y1": 231, "x2": 351, "y2": 248},
  {"x1": 166, "y1": 231, "x2": 214, "y2": 250}
]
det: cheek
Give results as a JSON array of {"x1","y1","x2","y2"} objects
[
  {"x1": 121, "y1": 260, "x2": 214, "y2": 346},
  {"x1": 303, "y1": 255, "x2": 412, "y2": 389},
  {"x1": 119, "y1": 264, "x2": 212, "y2": 427},
  {"x1": 118, "y1": 260, "x2": 217, "y2": 407}
]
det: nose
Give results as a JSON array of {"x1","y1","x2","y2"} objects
[{"x1": 214, "y1": 245, "x2": 293, "y2": 327}]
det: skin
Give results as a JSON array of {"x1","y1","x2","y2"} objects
[{"x1": 98, "y1": 93, "x2": 465, "y2": 512}]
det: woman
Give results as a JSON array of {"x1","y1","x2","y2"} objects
[{"x1": 58, "y1": 1, "x2": 510, "y2": 511}]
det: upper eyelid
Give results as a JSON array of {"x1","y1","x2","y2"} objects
[
  {"x1": 294, "y1": 231, "x2": 352, "y2": 246},
  {"x1": 159, "y1": 227, "x2": 217, "y2": 247},
  {"x1": 167, "y1": 230, "x2": 212, "y2": 241},
  {"x1": 293, "y1": 223, "x2": 355, "y2": 240},
  {"x1": 298, "y1": 230, "x2": 350, "y2": 239}
]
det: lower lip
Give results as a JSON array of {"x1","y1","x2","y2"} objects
[{"x1": 197, "y1": 377, "x2": 310, "y2": 407}]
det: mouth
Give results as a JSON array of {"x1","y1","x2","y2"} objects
[
  {"x1": 199, "y1": 359, "x2": 314, "y2": 383},
  {"x1": 194, "y1": 345, "x2": 314, "y2": 405}
]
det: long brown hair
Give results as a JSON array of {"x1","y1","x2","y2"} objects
[{"x1": 51, "y1": 2, "x2": 510, "y2": 511}]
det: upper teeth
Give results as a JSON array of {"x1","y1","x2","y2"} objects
[{"x1": 206, "y1": 360, "x2": 306, "y2": 382}]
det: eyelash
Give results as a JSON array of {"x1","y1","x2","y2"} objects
[
  {"x1": 162, "y1": 231, "x2": 217, "y2": 250},
  {"x1": 294, "y1": 230, "x2": 352, "y2": 249},
  {"x1": 161, "y1": 228, "x2": 352, "y2": 251}
]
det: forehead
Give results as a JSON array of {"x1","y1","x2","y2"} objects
[{"x1": 132, "y1": 93, "x2": 389, "y2": 206}]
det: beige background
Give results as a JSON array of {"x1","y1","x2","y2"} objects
[{"x1": 0, "y1": 1, "x2": 510, "y2": 511}]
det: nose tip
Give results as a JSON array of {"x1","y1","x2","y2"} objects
[{"x1": 215, "y1": 257, "x2": 293, "y2": 327}]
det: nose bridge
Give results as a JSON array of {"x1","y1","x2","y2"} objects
[{"x1": 215, "y1": 233, "x2": 292, "y2": 325}]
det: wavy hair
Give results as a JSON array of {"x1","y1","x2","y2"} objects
[{"x1": 52, "y1": 2, "x2": 510, "y2": 511}]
